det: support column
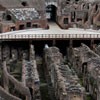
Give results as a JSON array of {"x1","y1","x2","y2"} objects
[
  {"x1": 3, "y1": 61, "x2": 9, "y2": 92},
  {"x1": 69, "y1": 39, "x2": 73, "y2": 48},
  {"x1": 29, "y1": 40, "x2": 32, "y2": 44},
  {"x1": 29, "y1": 40, "x2": 32, "y2": 49},
  {"x1": 29, "y1": 40, "x2": 32, "y2": 59},
  {"x1": 90, "y1": 39, "x2": 94, "y2": 50},
  {"x1": 52, "y1": 40, "x2": 56, "y2": 46},
  {"x1": 67, "y1": 39, "x2": 73, "y2": 62}
]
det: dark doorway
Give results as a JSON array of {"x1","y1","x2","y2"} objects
[
  {"x1": 77, "y1": 18, "x2": 82, "y2": 22},
  {"x1": 21, "y1": 1, "x2": 28, "y2": 7},
  {"x1": 10, "y1": 27, "x2": 16, "y2": 31},
  {"x1": 19, "y1": 25, "x2": 25, "y2": 30},
  {"x1": 71, "y1": 12, "x2": 75, "y2": 22},
  {"x1": 26, "y1": 22, "x2": 31, "y2": 28},
  {"x1": 84, "y1": 12, "x2": 88, "y2": 23},
  {"x1": 29, "y1": 87, "x2": 34, "y2": 100},
  {"x1": 64, "y1": 18, "x2": 69, "y2": 24},
  {"x1": 32, "y1": 24, "x2": 38, "y2": 28},
  {"x1": 95, "y1": 4, "x2": 98, "y2": 11},
  {"x1": 46, "y1": 5, "x2": 57, "y2": 22},
  {"x1": 6, "y1": 15, "x2": 12, "y2": 21}
]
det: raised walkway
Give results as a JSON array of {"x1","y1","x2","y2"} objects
[{"x1": 0, "y1": 22, "x2": 100, "y2": 40}]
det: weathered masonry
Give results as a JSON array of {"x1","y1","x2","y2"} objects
[
  {"x1": 68, "y1": 43, "x2": 100, "y2": 100},
  {"x1": 44, "y1": 46, "x2": 85, "y2": 100}
]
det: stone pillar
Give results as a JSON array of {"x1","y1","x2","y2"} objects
[
  {"x1": 90, "y1": 39, "x2": 94, "y2": 50},
  {"x1": 53, "y1": 40, "x2": 56, "y2": 46},
  {"x1": 69, "y1": 39, "x2": 73, "y2": 48},
  {"x1": 29, "y1": 40, "x2": 32, "y2": 48},
  {"x1": 2, "y1": 46, "x2": 10, "y2": 62},
  {"x1": 3, "y1": 61, "x2": 9, "y2": 92},
  {"x1": 30, "y1": 44, "x2": 35, "y2": 61},
  {"x1": 22, "y1": 59, "x2": 26, "y2": 86},
  {"x1": 67, "y1": 39, "x2": 73, "y2": 62}
]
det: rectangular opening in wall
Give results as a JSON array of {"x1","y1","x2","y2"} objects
[
  {"x1": 84, "y1": 12, "x2": 88, "y2": 23},
  {"x1": 19, "y1": 24, "x2": 25, "y2": 30},
  {"x1": 26, "y1": 22, "x2": 31, "y2": 28},
  {"x1": 64, "y1": 18, "x2": 68, "y2": 24},
  {"x1": 32, "y1": 24, "x2": 38, "y2": 28},
  {"x1": 97, "y1": 26, "x2": 100, "y2": 30},
  {"x1": 77, "y1": 18, "x2": 82, "y2": 21},
  {"x1": 71, "y1": 12, "x2": 75, "y2": 22},
  {"x1": 10, "y1": 27, "x2": 15, "y2": 31}
]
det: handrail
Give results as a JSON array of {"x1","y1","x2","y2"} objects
[{"x1": 0, "y1": 33, "x2": 100, "y2": 40}]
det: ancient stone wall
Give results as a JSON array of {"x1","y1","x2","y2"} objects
[
  {"x1": 68, "y1": 43, "x2": 100, "y2": 100},
  {"x1": 44, "y1": 46, "x2": 85, "y2": 100},
  {"x1": 22, "y1": 44, "x2": 41, "y2": 100},
  {"x1": 0, "y1": 86, "x2": 21, "y2": 100}
]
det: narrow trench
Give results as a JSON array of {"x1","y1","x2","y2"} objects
[
  {"x1": 29, "y1": 87, "x2": 34, "y2": 100},
  {"x1": 36, "y1": 55, "x2": 56, "y2": 100}
]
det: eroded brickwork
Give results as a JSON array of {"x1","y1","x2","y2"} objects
[{"x1": 44, "y1": 46, "x2": 85, "y2": 100}]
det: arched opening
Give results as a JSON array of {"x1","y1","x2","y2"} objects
[
  {"x1": 91, "y1": 16, "x2": 93, "y2": 25},
  {"x1": 84, "y1": 12, "x2": 88, "y2": 23},
  {"x1": 10, "y1": 27, "x2": 16, "y2": 31},
  {"x1": 82, "y1": 62, "x2": 87, "y2": 74},
  {"x1": 26, "y1": 22, "x2": 31, "y2": 28},
  {"x1": 87, "y1": 4, "x2": 89, "y2": 9},
  {"x1": 71, "y1": 11, "x2": 75, "y2": 22},
  {"x1": 21, "y1": 1, "x2": 28, "y2": 7},
  {"x1": 95, "y1": 4, "x2": 98, "y2": 11},
  {"x1": 19, "y1": 24, "x2": 25, "y2": 30},
  {"x1": 6, "y1": 15, "x2": 12, "y2": 21},
  {"x1": 46, "y1": 5, "x2": 57, "y2": 22},
  {"x1": 75, "y1": 0, "x2": 79, "y2": 2}
]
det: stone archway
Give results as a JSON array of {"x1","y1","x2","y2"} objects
[{"x1": 46, "y1": 4, "x2": 57, "y2": 22}]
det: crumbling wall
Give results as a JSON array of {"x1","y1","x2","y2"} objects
[
  {"x1": 22, "y1": 44, "x2": 41, "y2": 100},
  {"x1": 0, "y1": 86, "x2": 21, "y2": 100},
  {"x1": 3, "y1": 61, "x2": 31, "y2": 100},
  {"x1": 68, "y1": 43, "x2": 100, "y2": 100},
  {"x1": 44, "y1": 46, "x2": 85, "y2": 100}
]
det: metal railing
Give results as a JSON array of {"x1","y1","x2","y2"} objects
[{"x1": 0, "y1": 33, "x2": 100, "y2": 40}]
